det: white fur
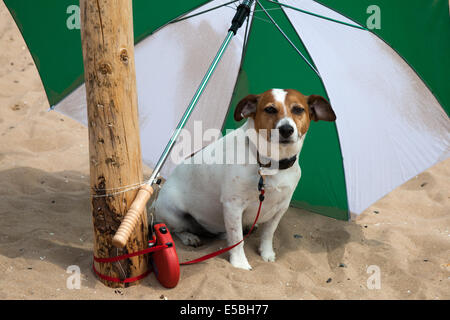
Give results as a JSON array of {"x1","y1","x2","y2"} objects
[
  {"x1": 154, "y1": 117, "x2": 304, "y2": 270},
  {"x1": 272, "y1": 89, "x2": 288, "y2": 115}
]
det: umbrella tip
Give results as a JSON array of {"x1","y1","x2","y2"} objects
[{"x1": 47, "y1": 105, "x2": 55, "y2": 112}]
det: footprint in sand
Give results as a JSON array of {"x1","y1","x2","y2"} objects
[
  {"x1": 10, "y1": 103, "x2": 21, "y2": 111},
  {"x1": 9, "y1": 101, "x2": 29, "y2": 116},
  {"x1": 400, "y1": 171, "x2": 446, "y2": 204},
  {"x1": 401, "y1": 172, "x2": 435, "y2": 191}
]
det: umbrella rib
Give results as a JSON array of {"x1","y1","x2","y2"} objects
[
  {"x1": 240, "y1": 15, "x2": 251, "y2": 64},
  {"x1": 170, "y1": 0, "x2": 240, "y2": 24},
  {"x1": 255, "y1": 0, "x2": 321, "y2": 78},
  {"x1": 240, "y1": 1, "x2": 255, "y2": 65},
  {"x1": 252, "y1": 7, "x2": 282, "y2": 13},
  {"x1": 252, "y1": 15, "x2": 274, "y2": 24},
  {"x1": 264, "y1": 0, "x2": 368, "y2": 31}
]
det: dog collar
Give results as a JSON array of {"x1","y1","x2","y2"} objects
[
  {"x1": 245, "y1": 136, "x2": 297, "y2": 171},
  {"x1": 257, "y1": 152, "x2": 297, "y2": 170}
]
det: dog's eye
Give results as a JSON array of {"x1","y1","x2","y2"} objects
[
  {"x1": 291, "y1": 106, "x2": 305, "y2": 115},
  {"x1": 264, "y1": 106, "x2": 278, "y2": 114}
]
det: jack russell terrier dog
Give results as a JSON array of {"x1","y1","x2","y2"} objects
[{"x1": 154, "y1": 89, "x2": 336, "y2": 270}]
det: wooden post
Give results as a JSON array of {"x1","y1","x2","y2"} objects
[{"x1": 80, "y1": 0, "x2": 148, "y2": 287}]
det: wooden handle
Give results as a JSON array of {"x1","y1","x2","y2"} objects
[{"x1": 112, "y1": 184, "x2": 154, "y2": 248}]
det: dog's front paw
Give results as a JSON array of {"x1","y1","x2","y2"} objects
[
  {"x1": 230, "y1": 255, "x2": 252, "y2": 270},
  {"x1": 259, "y1": 247, "x2": 276, "y2": 262}
]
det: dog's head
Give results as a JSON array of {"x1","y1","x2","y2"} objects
[{"x1": 234, "y1": 89, "x2": 336, "y2": 159}]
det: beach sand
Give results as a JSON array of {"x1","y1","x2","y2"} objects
[{"x1": 0, "y1": 2, "x2": 449, "y2": 300}]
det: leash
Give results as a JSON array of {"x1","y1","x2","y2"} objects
[{"x1": 93, "y1": 174, "x2": 266, "y2": 283}]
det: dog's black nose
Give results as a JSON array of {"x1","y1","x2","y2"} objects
[{"x1": 279, "y1": 124, "x2": 294, "y2": 138}]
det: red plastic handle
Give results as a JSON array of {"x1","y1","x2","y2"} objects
[{"x1": 151, "y1": 223, "x2": 180, "y2": 288}]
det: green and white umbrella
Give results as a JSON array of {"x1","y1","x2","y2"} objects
[{"x1": 4, "y1": 0, "x2": 450, "y2": 220}]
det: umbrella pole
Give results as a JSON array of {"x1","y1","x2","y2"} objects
[
  {"x1": 112, "y1": 0, "x2": 255, "y2": 248},
  {"x1": 80, "y1": 0, "x2": 148, "y2": 287}
]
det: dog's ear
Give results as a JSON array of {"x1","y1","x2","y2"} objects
[
  {"x1": 307, "y1": 95, "x2": 336, "y2": 122},
  {"x1": 234, "y1": 94, "x2": 259, "y2": 121}
]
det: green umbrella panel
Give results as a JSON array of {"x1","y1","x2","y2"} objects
[{"x1": 4, "y1": 0, "x2": 450, "y2": 220}]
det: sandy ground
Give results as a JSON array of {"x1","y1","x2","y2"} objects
[{"x1": 0, "y1": 3, "x2": 449, "y2": 300}]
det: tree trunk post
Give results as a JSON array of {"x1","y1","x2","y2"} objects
[{"x1": 80, "y1": 0, "x2": 148, "y2": 288}]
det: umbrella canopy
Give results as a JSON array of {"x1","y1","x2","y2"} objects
[{"x1": 4, "y1": 0, "x2": 450, "y2": 220}]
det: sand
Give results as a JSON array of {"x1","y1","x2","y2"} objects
[{"x1": 0, "y1": 2, "x2": 449, "y2": 300}]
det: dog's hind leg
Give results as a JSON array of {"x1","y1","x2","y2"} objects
[
  {"x1": 174, "y1": 231, "x2": 202, "y2": 247},
  {"x1": 155, "y1": 209, "x2": 203, "y2": 247},
  {"x1": 154, "y1": 193, "x2": 203, "y2": 247}
]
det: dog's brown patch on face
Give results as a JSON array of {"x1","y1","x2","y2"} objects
[
  {"x1": 285, "y1": 89, "x2": 312, "y2": 135},
  {"x1": 253, "y1": 91, "x2": 280, "y2": 140},
  {"x1": 253, "y1": 89, "x2": 312, "y2": 140}
]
